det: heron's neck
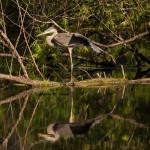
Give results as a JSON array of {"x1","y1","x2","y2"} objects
[
  {"x1": 51, "y1": 29, "x2": 58, "y2": 37},
  {"x1": 46, "y1": 30, "x2": 58, "y2": 47}
]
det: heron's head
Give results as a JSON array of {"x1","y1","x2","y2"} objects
[
  {"x1": 37, "y1": 27, "x2": 57, "y2": 36},
  {"x1": 38, "y1": 133, "x2": 59, "y2": 142},
  {"x1": 38, "y1": 123, "x2": 60, "y2": 142}
]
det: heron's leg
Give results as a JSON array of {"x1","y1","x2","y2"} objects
[{"x1": 68, "y1": 47, "x2": 74, "y2": 83}]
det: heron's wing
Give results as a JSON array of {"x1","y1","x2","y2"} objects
[
  {"x1": 54, "y1": 33, "x2": 89, "y2": 47},
  {"x1": 54, "y1": 33, "x2": 74, "y2": 47},
  {"x1": 70, "y1": 121, "x2": 94, "y2": 135},
  {"x1": 72, "y1": 33, "x2": 103, "y2": 53},
  {"x1": 57, "y1": 124, "x2": 74, "y2": 138},
  {"x1": 54, "y1": 32, "x2": 103, "y2": 53},
  {"x1": 88, "y1": 42, "x2": 103, "y2": 53},
  {"x1": 69, "y1": 33, "x2": 90, "y2": 47}
]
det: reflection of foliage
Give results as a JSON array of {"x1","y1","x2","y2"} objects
[{"x1": 0, "y1": 85, "x2": 149, "y2": 149}]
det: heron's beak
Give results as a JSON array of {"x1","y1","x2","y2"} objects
[
  {"x1": 36, "y1": 32, "x2": 46, "y2": 37},
  {"x1": 38, "y1": 133, "x2": 57, "y2": 142},
  {"x1": 38, "y1": 133, "x2": 49, "y2": 138}
]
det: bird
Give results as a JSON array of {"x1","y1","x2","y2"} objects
[
  {"x1": 37, "y1": 27, "x2": 104, "y2": 83},
  {"x1": 38, "y1": 121, "x2": 95, "y2": 142}
]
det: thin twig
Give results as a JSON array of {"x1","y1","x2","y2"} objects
[
  {"x1": 0, "y1": 29, "x2": 29, "y2": 78},
  {"x1": 78, "y1": 67, "x2": 92, "y2": 79},
  {"x1": 16, "y1": 0, "x2": 44, "y2": 79},
  {"x1": 110, "y1": 114, "x2": 148, "y2": 128},
  {"x1": 0, "y1": 53, "x2": 29, "y2": 60},
  {"x1": 48, "y1": 66, "x2": 65, "y2": 83}
]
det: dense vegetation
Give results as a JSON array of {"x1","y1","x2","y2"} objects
[{"x1": 0, "y1": 0, "x2": 149, "y2": 82}]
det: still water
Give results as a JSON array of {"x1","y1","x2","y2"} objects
[{"x1": 0, "y1": 84, "x2": 149, "y2": 150}]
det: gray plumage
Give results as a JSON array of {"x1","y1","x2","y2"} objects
[
  {"x1": 38, "y1": 121, "x2": 94, "y2": 142},
  {"x1": 38, "y1": 27, "x2": 102, "y2": 53}
]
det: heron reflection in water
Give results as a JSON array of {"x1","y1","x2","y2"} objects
[
  {"x1": 37, "y1": 27, "x2": 105, "y2": 83},
  {"x1": 38, "y1": 87, "x2": 102, "y2": 142},
  {"x1": 38, "y1": 120, "x2": 96, "y2": 142}
]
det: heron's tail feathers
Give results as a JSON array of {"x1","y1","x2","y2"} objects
[
  {"x1": 89, "y1": 42, "x2": 116, "y2": 63},
  {"x1": 89, "y1": 42, "x2": 103, "y2": 53}
]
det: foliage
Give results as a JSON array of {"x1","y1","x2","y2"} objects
[{"x1": 0, "y1": 0, "x2": 149, "y2": 80}]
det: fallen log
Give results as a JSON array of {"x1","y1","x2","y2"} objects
[
  {"x1": 0, "y1": 73, "x2": 150, "y2": 87},
  {"x1": 0, "y1": 73, "x2": 59, "y2": 87}
]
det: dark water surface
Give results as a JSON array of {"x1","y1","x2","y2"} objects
[{"x1": 0, "y1": 84, "x2": 150, "y2": 150}]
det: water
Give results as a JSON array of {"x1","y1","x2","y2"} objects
[{"x1": 0, "y1": 84, "x2": 149, "y2": 150}]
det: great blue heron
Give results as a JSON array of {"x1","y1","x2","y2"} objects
[
  {"x1": 38, "y1": 121, "x2": 94, "y2": 142},
  {"x1": 37, "y1": 27, "x2": 103, "y2": 83}
]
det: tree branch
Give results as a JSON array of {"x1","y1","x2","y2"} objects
[
  {"x1": 15, "y1": 0, "x2": 44, "y2": 79},
  {"x1": 93, "y1": 31, "x2": 149, "y2": 48},
  {"x1": 0, "y1": 73, "x2": 58, "y2": 86},
  {"x1": 2, "y1": 96, "x2": 28, "y2": 148},
  {"x1": 62, "y1": 53, "x2": 116, "y2": 67},
  {"x1": 0, "y1": 53, "x2": 29, "y2": 60},
  {"x1": 0, "y1": 29, "x2": 29, "y2": 78}
]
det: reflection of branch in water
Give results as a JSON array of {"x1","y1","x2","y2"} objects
[
  {"x1": 88, "y1": 101, "x2": 117, "y2": 126},
  {"x1": 28, "y1": 139, "x2": 49, "y2": 150},
  {"x1": 2, "y1": 95, "x2": 29, "y2": 149},
  {"x1": 121, "y1": 85, "x2": 126, "y2": 99},
  {"x1": 10, "y1": 100, "x2": 23, "y2": 149},
  {"x1": 0, "y1": 83, "x2": 12, "y2": 90},
  {"x1": 109, "y1": 103, "x2": 117, "y2": 114},
  {"x1": 22, "y1": 96, "x2": 43, "y2": 149},
  {"x1": 0, "y1": 88, "x2": 46, "y2": 105},
  {"x1": 37, "y1": 98, "x2": 118, "y2": 143},
  {"x1": 127, "y1": 131, "x2": 135, "y2": 149},
  {"x1": 109, "y1": 114, "x2": 148, "y2": 128}
]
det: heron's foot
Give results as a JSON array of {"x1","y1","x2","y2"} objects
[
  {"x1": 66, "y1": 82, "x2": 75, "y2": 86},
  {"x1": 67, "y1": 79, "x2": 75, "y2": 86},
  {"x1": 69, "y1": 81, "x2": 75, "y2": 86},
  {"x1": 67, "y1": 78, "x2": 75, "y2": 86}
]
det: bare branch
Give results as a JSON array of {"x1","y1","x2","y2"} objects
[
  {"x1": 93, "y1": 31, "x2": 149, "y2": 48},
  {"x1": 0, "y1": 73, "x2": 58, "y2": 86},
  {"x1": 15, "y1": 0, "x2": 44, "y2": 79},
  {"x1": 0, "y1": 29, "x2": 29, "y2": 78},
  {"x1": 2, "y1": 96, "x2": 28, "y2": 148},
  {"x1": 110, "y1": 114, "x2": 148, "y2": 128},
  {"x1": 0, "y1": 53, "x2": 29, "y2": 60}
]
